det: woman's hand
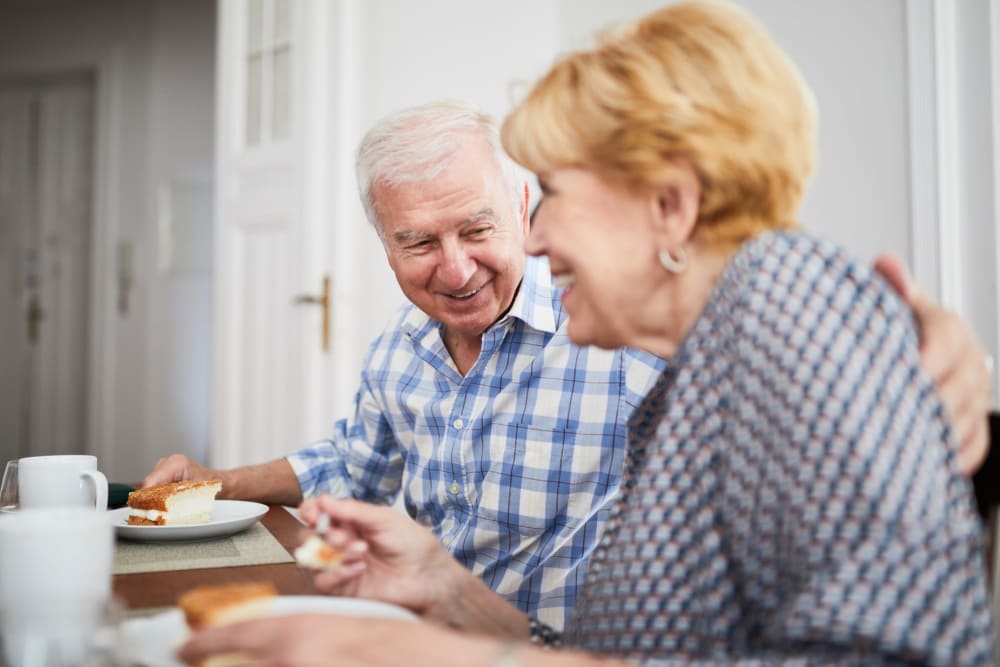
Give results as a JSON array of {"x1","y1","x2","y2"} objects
[
  {"x1": 297, "y1": 496, "x2": 462, "y2": 619},
  {"x1": 875, "y1": 254, "x2": 993, "y2": 474},
  {"x1": 178, "y1": 614, "x2": 620, "y2": 667},
  {"x1": 178, "y1": 615, "x2": 500, "y2": 667}
]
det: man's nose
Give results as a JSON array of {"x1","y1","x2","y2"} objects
[{"x1": 437, "y1": 242, "x2": 476, "y2": 289}]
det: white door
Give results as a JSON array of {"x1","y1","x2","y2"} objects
[
  {"x1": 0, "y1": 75, "x2": 95, "y2": 463},
  {"x1": 213, "y1": 0, "x2": 340, "y2": 467}
]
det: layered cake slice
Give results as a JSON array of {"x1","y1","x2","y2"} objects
[
  {"x1": 179, "y1": 581, "x2": 277, "y2": 629},
  {"x1": 126, "y1": 479, "x2": 223, "y2": 526},
  {"x1": 294, "y1": 534, "x2": 344, "y2": 570},
  {"x1": 179, "y1": 581, "x2": 277, "y2": 667}
]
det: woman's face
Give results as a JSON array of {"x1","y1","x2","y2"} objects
[{"x1": 526, "y1": 168, "x2": 663, "y2": 349}]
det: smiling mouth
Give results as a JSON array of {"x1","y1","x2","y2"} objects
[
  {"x1": 446, "y1": 287, "x2": 481, "y2": 300},
  {"x1": 552, "y1": 273, "x2": 576, "y2": 289}
]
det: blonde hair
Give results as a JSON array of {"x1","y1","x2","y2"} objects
[{"x1": 501, "y1": 0, "x2": 817, "y2": 247}]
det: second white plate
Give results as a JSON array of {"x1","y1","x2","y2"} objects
[
  {"x1": 109, "y1": 500, "x2": 268, "y2": 542},
  {"x1": 120, "y1": 596, "x2": 417, "y2": 667}
]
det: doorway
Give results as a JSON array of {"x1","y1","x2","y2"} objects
[{"x1": 0, "y1": 72, "x2": 96, "y2": 463}]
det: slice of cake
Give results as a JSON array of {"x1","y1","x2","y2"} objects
[
  {"x1": 294, "y1": 534, "x2": 344, "y2": 570},
  {"x1": 178, "y1": 581, "x2": 277, "y2": 667},
  {"x1": 126, "y1": 480, "x2": 222, "y2": 526},
  {"x1": 179, "y1": 581, "x2": 277, "y2": 630}
]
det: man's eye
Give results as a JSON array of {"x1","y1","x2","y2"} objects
[{"x1": 466, "y1": 227, "x2": 492, "y2": 239}]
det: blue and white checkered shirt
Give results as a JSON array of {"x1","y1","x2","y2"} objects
[{"x1": 287, "y1": 256, "x2": 665, "y2": 629}]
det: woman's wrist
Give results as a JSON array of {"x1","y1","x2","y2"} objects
[
  {"x1": 491, "y1": 641, "x2": 523, "y2": 667},
  {"x1": 424, "y1": 564, "x2": 530, "y2": 638}
]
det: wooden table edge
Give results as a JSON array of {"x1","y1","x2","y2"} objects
[{"x1": 113, "y1": 505, "x2": 317, "y2": 610}]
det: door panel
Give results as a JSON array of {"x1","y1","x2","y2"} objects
[
  {"x1": 214, "y1": 0, "x2": 321, "y2": 467},
  {"x1": 33, "y1": 80, "x2": 94, "y2": 455},
  {"x1": 0, "y1": 75, "x2": 94, "y2": 462},
  {"x1": 0, "y1": 91, "x2": 32, "y2": 463}
]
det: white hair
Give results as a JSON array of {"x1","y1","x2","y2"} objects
[{"x1": 356, "y1": 100, "x2": 526, "y2": 237}]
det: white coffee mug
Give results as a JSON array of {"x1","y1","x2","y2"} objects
[
  {"x1": 13, "y1": 455, "x2": 108, "y2": 510},
  {"x1": 0, "y1": 508, "x2": 116, "y2": 665}
]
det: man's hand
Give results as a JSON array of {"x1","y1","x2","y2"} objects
[
  {"x1": 297, "y1": 496, "x2": 460, "y2": 620},
  {"x1": 141, "y1": 454, "x2": 222, "y2": 489},
  {"x1": 140, "y1": 457, "x2": 302, "y2": 504},
  {"x1": 875, "y1": 254, "x2": 992, "y2": 474}
]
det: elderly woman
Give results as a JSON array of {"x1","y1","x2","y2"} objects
[{"x1": 181, "y1": 2, "x2": 992, "y2": 665}]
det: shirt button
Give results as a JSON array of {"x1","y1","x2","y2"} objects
[
  {"x1": 449, "y1": 481, "x2": 460, "y2": 495},
  {"x1": 452, "y1": 418, "x2": 464, "y2": 429}
]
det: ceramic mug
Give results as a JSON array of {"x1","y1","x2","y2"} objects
[{"x1": 2, "y1": 455, "x2": 108, "y2": 510}]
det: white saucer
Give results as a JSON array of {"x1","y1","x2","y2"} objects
[{"x1": 109, "y1": 500, "x2": 268, "y2": 542}]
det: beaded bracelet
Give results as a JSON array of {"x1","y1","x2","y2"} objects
[{"x1": 528, "y1": 617, "x2": 563, "y2": 648}]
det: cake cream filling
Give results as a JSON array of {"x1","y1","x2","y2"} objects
[
  {"x1": 294, "y1": 535, "x2": 342, "y2": 569},
  {"x1": 129, "y1": 485, "x2": 219, "y2": 525}
]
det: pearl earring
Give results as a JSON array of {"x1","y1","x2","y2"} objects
[{"x1": 658, "y1": 246, "x2": 688, "y2": 274}]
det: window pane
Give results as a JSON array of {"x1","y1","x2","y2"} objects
[
  {"x1": 271, "y1": 46, "x2": 290, "y2": 141},
  {"x1": 247, "y1": 0, "x2": 264, "y2": 52},
  {"x1": 246, "y1": 54, "x2": 263, "y2": 146},
  {"x1": 273, "y1": 0, "x2": 291, "y2": 45}
]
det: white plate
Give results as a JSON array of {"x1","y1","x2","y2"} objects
[
  {"x1": 109, "y1": 500, "x2": 268, "y2": 542},
  {"x1": 119, "y1": 596, "x2": 417, "y2": 667}
]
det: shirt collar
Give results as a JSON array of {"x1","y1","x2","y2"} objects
[{"x1": 503, "y1": 255, "x2": 558, "y2": 334}]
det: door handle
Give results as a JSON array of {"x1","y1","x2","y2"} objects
[
  {"x1": 26, "y1": 292, "x2": 44, "y2": 344},
  {"x1": 292, "y1": 275, "x2": 330, "y2": 352}
]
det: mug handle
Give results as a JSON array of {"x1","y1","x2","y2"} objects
[{"x1": 81, "y1": 470, "x2": 108, "y2": 510}]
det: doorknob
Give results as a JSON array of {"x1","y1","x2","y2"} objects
[
  {"x1": 292, "y1": 275, "x2": 330, "y2": 352},
  {"x1": 26, "y1": 292, "x2": 44, "y2": 344}
]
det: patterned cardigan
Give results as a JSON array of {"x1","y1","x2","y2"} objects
[{"x1": 561, "y1": 232, "x2": 993, "y2": 665}]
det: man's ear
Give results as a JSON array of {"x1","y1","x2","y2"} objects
[{"x1": 650, "y1": 160, "x2": 701, "y2": 248}]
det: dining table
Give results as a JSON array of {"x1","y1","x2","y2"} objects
[{"x1": 112, "y1": 505, "x2": 318, "y2": 611}]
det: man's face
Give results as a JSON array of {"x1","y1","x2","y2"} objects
[{"x1": 375, "y1": 139, "x2": 529, "y2": 345}]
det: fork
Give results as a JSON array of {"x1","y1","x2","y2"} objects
[{"x1": 315, "y1": 512, "x2": 330, "y2": 536}]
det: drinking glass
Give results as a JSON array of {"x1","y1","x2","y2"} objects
[
  {"x1": 0, "y1": 461, "x2": 16, "y2": 512},
  {"x1": 0, "y1": 508, "x2": 120, "y2": 665},
  {"x1": 0, "y1": 596, "x2": 127, "y2": 666}
]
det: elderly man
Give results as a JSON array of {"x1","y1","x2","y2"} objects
[{"x1": 144, "y1": 100, "x2": 992, "y2": 630}]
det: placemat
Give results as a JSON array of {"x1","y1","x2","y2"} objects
[{"x1": 113, "y1": 522, "x2": 294, "y2": 575}]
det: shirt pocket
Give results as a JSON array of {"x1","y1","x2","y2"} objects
[{"x1": 478, "y1": 421, "x2": 621, "y2": 534}]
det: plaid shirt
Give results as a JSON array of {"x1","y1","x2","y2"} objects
[{"x1": 287, "y1": 256, "x2": 666, "y2": 629}]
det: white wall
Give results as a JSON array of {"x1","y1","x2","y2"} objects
[
  {"x1": 560, "y1": 0, "x2": 913, "y2": 261},
  {"x1": 954, "y1": 0, "x2": 998, "y2": 393}
]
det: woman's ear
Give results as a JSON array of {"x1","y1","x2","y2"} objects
[
  {"x1": 518, "y1": 182, "x2": 531, "y2": 235},
  {"x1": 650, "y1": 160, "x2": 701, "y2": 247}
]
